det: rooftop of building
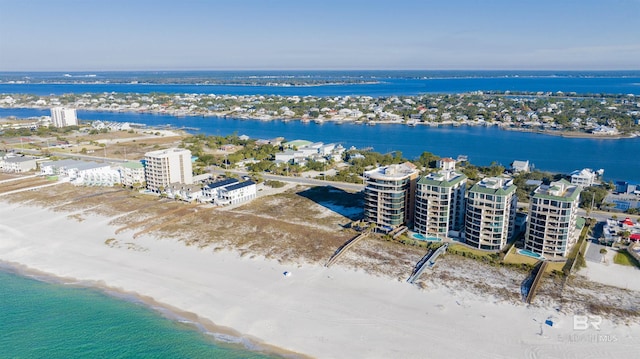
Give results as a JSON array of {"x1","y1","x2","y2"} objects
[
  {"x1": 145, "y1": 147, "x2": 191, "y2": 157},
  {"x1": 469, "y1": 176, "x2": 516, "y2": 195},
  {"x1": 121, "y1": 161, "x2": 144, "y2": 169},
  {"x1": 525, "y1": 179, "x2": 543, "y2": 186},
  {"x1": 223, "y1": 180, "x2": 256, "y2": 192},
  {"x1": 512, "y1": 160, "x2": 529, "y2": 167},
  {"x1": 41, "y1": 159, "x2": 110, "y2": 171},
  {"x1": 418, "y1": 170, "x2": 467, "y2": 187},
  {"x1": 365, "y1": 162, "x2": 419, "y2": 180},
  {"x1": 533, "y1": 179, "x2": 581, "y2": 201},
  {"x1": 571, "y1": 168, "x2": 596, "y2": 177},
  {"x1": 205, "y1": 178, "x2": 239, "y2": 190},
  {"x1": 3, "y1": 156, "x2": 36, "y2": 163},
  {"x1": 282, "y1": 139, "x2": 313, "y2": 149}
]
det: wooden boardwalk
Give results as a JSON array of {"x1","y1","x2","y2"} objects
[
  {"x1": 325, "y1": 231, "x2": 369, "y2": 267},
  {"x1": 525, "y1": 261, "x2": 548, "y2": 304},
  {"x1": 407, "y1": 243, "x2": 449, "y2": 284}
]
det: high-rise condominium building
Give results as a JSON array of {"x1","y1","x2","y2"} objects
[
  {"x1": 144, "y1": 148, "x2": 193, "y2": 192},
  {"x1": 364, "y1": 162, "x2": 419, "y2": 230},
  {"x1": 524, "y1": 179, "x2": 582, "y2": 258},
  {"x1": 414, "y1": 169, "x2": 467, "y2": 239},
  {"x1": 465, "y1": 177, "x2": 517, "y2": 251},
  {"x1": 50, "y1": 107, "x2": 78, "y2": 127}
]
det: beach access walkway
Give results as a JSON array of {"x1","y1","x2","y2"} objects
[
  {"x1": 325, "y1": 230, "x2": 370, "y2": 267},
  {"x1": 407, "y1": 243, "x2": 449, "y2": 284},
  {"x1": 0, "y1": 174, "x2": 38, "y2": 184},
  {"x1": 0, "y1": 175, "x2": 65, "y2": 197},
  {"x1": 525, "y1": 260, "x2": 548, "y2": 304}
]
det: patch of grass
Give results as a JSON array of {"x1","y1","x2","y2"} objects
[
  {"x1": 614, "y1": 251, "x2": 640, "y2": 267},
  {"x1": 544, "y1": 261, "x2": 566, "y2": 273},
  {"x1": 503, "y1": 247, "x2": 539, "y2": 266},
  {"x1": 447, "y1": 243, "x2": 497, "y2": 258},
  {"x1": 395, "y1": 235, "x2": 442, "y2": 250},
  {"x1": 265, "y1": 180, "x2": 286, "y2": 188}
]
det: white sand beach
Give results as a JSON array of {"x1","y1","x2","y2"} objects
[{"x1": 1, "y1": 201, "x2": 638, "y2": 359}]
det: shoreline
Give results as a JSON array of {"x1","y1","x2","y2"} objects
[
  {"x1": 1, "y1": 198, "x2": 639, "y2": 358},
  {"x1": 0, "y1": 259, "x2": 303, "y2": 358},
  {"x1": 2, "y1": 105, "x2": 637, "y2": 141}
]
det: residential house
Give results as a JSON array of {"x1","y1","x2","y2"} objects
[
  {"x1": 570, "y1": 168, "x2": 598, "y2": 187},
  {"x1": 511, "y1": 160, "x2": 530, "y2": 174}
]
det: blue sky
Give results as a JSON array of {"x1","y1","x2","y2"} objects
[{"x1": 1, "y1": 0, "x2": 638, "y2": 71}]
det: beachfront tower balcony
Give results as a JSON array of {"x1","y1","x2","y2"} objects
[
  {"x1": 364, "y1": 162, "x2": 419, "y2": 230},
  {"x1": 524, "y1": 179, "x2": 582, "y2": 259},
  {"x1": 414, "y1": 169, "x2": 467, "y2": 239},
  {"x1": 464, "y1": 177, "x2": 518, "y2": 251}
]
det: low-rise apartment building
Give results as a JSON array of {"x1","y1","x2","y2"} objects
[
  {"x1": 40, "y1": 159, "x2": 121, "y2": 186},
  {"x1": 218, "y1": 181, "x2": 257, "y2": 205},
  {"x1": 0, "y1": 156, "x2": 37, "y2": 173},
  {"x1": 119, "y1": 161, "x2": 145, "y2": 188}
]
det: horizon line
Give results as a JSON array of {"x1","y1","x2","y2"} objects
[{"x1": 2, "y1": 68, "x2": 640, "y2": 73}]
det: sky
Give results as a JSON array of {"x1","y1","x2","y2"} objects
[{"x1": 1, "y1": 0, "x2": 639, "y2": 71}]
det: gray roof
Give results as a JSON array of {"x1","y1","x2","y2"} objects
[
  {"x1": 40, "y1": 159, "x2": 110, "y2": 171},
  {"x1": 4, "y1": 156, "x2": 36, "y2": 163}
]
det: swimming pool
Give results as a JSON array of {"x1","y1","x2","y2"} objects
[
  {"x1": 518, "y1": 249, "x2": 543, "y2": 259},
  {"x1": 411, "y1": 233, "x2": 442, "y2": 242}
]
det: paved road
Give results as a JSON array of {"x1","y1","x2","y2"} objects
[{"x1": 584, "y1": 241, "x2": 607, "y2": 263}]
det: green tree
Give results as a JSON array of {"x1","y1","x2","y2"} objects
[
  {"x1": 414, "y1": 151, "x2": 440, "y2": 169},
  {"x1": 579, "y1": 186, "x2": 609, "y2": 210}
]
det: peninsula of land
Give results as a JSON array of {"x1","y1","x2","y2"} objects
[{"x1": 2, "y1": 90, "x2": 639, "y2": 139}]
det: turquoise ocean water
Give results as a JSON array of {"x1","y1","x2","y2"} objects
[{"x1": 0, "y1": 266, "x2": 280, "y2": 358}]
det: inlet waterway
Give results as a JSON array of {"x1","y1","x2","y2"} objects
[{"x1": 2, "y1": 107, "x2": 639, "y2": 183}]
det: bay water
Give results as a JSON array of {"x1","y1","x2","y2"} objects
[
  {"x1": 1, "y1": 70, "x2": 640, "y2": 96},
  {"x1": 1, "y1": 107, "x2": 638, "y2": 182}
]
